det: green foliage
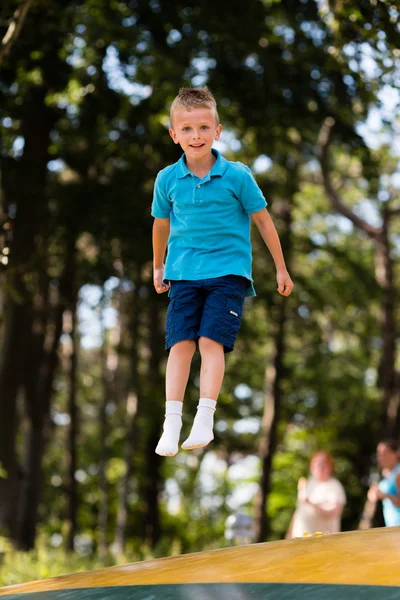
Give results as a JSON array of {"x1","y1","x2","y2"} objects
[{"x1": 0, "y1": 536, "x2": 131, "y2": 587}]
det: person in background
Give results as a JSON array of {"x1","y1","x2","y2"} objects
[
  {"x1": 368, "y1": 439, "x2": 400, "y2": 527},
  {"x1": 286, "y1": 451, "x2": 346, "y2": 539}
]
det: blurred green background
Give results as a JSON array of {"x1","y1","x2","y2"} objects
[{"x1": 0, "y1": 0, "x2": 399, "y2": 587}]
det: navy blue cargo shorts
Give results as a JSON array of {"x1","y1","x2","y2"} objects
[{"x1": 165, "y1": 275, "x2": 248, "y2": 353}]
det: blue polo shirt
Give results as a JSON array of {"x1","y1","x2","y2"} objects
[{"x1": 151, "y1": 148, "x2": 267, "y2": 297}]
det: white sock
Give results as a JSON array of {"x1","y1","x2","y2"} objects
[
  {"x1": 155, "y1": 401, "x2": 183, "y2": 457},
  {"x1": 181, "y1": 398, "x2": 216, "y2": 450}
]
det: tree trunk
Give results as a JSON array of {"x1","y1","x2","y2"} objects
[
  {"x1": 254, "y1": 193, "x2": 293, "y2": 543},
  {"x1": 113, "y1": 271, "x2": 142, "y2": 556},
  {"x1": 141, "y1": 295, "x2": 165, "y2": 548},
  {"x1": 0, "y1": 100, "x2": 56, "y2": 541},
  {"x1": 376, "y1": 210, "x2": 398, "y2": 437},
  {"x1": 97, "y1": 293, "x2": 109, "y2": 560},
  {"x1": 66, "y1": 301, "x2": 79, "y2": 552},
  {"x1": 14, "y1": 234, "x2": 76, "y2": 549},
  {"x1": 0, "y1": 299, "x2": 30, "y2": 537},
  {"x1": 254, "y1": 299, "x2": 287, "y2": 542}
]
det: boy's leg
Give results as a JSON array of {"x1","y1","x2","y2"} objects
[
  {"x1": 156, "y1": 340, "x2": 196, "y2": 457},
  {"x1": 166, "y1": 340, "x2": 197, "y2": 402},
  {"x1": 198, "y1": 336, "x2": 225, "y2": 399},
  {"x1": 182, "y1": 275, "x2": 247, "y2": 451},
  {"x1": 181, "y1": 337, "x2": 224, "y2": 450},
  {"x1": 156, "y1": 280, "x2": 204, "y2": 457}
]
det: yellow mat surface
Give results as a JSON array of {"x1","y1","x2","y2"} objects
[{"x1": 1, "y1": 527, "x2": 399, "y2": 596}]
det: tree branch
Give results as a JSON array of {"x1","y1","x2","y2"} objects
[
  {"x1": 0, "y1": 0, "x2": 34, "y2": 65},
  {"x1": 317, "y1": 117, "x2": 382, "y2": 242}
]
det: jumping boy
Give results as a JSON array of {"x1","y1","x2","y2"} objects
[{"x1": 152, "y1": 87, "x2": 293, "y2": 457}]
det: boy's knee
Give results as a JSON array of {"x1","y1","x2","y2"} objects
[
  {"x1": 198, "y1": 336, "x2": 224, "y2": 354},
  {"x1": 171, "y1": 340, "x2": 196, "y2": 356}
]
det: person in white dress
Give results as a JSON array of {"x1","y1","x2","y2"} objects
[{"x1": 286, "y1": 451, "x2": 346, "y2": 538}]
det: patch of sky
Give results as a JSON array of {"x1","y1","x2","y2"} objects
[
  {"x1": 300, "y1": 21, "x2": 326, "y2": 46},
  {"x1": 325, "y1": 214, "x2": 354, "y2": 234},
  {"x1": 315, "y1": 78, "x2": 331, "y2": 98},
  {"x1": 253, "y1": 154, "x2": 272, "y2": 173},
  {"x1": 311, "y1": 68, "x2": 321, "y2": 80},
  {"x1": 234, "y1": 383, "x2": 253, "y2": 400},
  {"x1": 227, "y1": 483, "x2": 259, "y2": 510},
  {"x1": 199, "y1": 454, "x2": 227, "y2": 494},
  {"x1": 214, "y1": 130, "x2": 241, "y2": 154},
  {"x1": 50, "y1": 533, "x2": 63, "y2": 547},
  {"x1": 365, "y1": 367, "x2": 377, "y2": 387},
  {"x1": 74, "y1": 37, "x2": 86, "y2": 49},
  {"x1": 233, "y1": 418, "x2": 260, "y2": 435},
  {"x1": 226, "y1": 456, "x2": 260, "y2": 509},
  {"x1": 48, "y1": 159, "x2": 66, "y2": 172},
  {"x1": 53, "y1": 412, "x2": 71, "y2": 426},
  {"x1": 303, "y1": 392, "x2": 317, "y2": 408},
  {"x1": 358, "y1": 42, "x2": 382, "y2": 79},
  {"x1": 109, "y1": 130, "x2": 120, "y2": 141},
  {"x1": 328, "y1": 338, "x2": 342, "y2": 353},
  {"x1": 298, "y1": 305, "x2": 310, "y2": 318},
  {"x1": 165, "y1": 479, "x2": 181, "y2": 515},
  {"x1": 191, "y1": 74, "x2": 207, "y2": 86},
  {"x1": 136, "y1": 41, "x2": 148, "y2": 53},
  {"x1": 228, "y1": 456, "x2": 259, "y2": 481},
  {"x1": 215, "y1": 420, "x2": 228, "y2": 433},
  {"x1": 310, "y1": 232, "x2": 326, "y2": 245},
  {"x1": 78, "y1": 282, "x2": 118, "y2": 348},
  {"x1": 66, "y1": 48, "x2": 85, "y2": 68},
  {"x1": 391, "y1": 171, "x2": 400, "y2": 189},
  {"x1": 12, "y1": 136, "x2": 24, "y2": 157},
  {"x1": 105, "y1": 277, "x2": 120, "y2": 291},
  {"x1": 245, "y1": 55, "x2": 258, "y2": 69},
  {"x1": 167, "y1": 29, "x2": 182, "y2": 46},
  {"x1": 2, "y1": 117, "x2": 12, "y2": 127},
  {"x1": 354, "y1": 199, "x2": 382, "y2": 227},
  {"x1": 122, "y1": 16, "x2": 137, "y2": 27},
  {"x1": 191, "y1": 56, "x2": 217, "y2": 79},
  {"x1": 273, "y1": 25, "x2": 295, "y2": 45},
  {"x1": 56, "y1": 97, "x2": 68, "y2": 109},
  {"x1": 67, "y1": 105, "x2": 79, "y2": 117},
  {"x1": 103, "y1": 46, "x2": 152, "y2": 104}
]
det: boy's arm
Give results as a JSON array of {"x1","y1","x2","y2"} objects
[
  {"x1": 153, "y1": 217, "x2": 170, "y2": 293},
  {"x1": 251, "y1": 208, "x2": 294, "y2": 297}
]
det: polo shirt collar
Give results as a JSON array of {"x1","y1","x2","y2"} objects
[{"x1": 176, "y1": 148, "x2": 228, "y2": 179}]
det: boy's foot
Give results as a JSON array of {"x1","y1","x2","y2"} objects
[
  {"x1": 181, "y1": 398, "x2": 216, "y2": 450},
  {"x1": 155, "y1": 401, "x2": 183, "y2": 457}
]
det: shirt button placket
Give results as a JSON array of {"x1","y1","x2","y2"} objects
[{"x1": 194, "y1": 181, "x2": 201, "y2": 203}]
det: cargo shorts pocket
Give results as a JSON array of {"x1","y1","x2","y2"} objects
[{"x1": 222, "y1": 296, "x2": 244, "y2": 337}]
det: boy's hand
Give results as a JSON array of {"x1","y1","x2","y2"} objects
[
  {"x1": 153, "y1": 266, "x2": 170, "y2": 294},
  {"x1": 277, "y1": 270, "x2": 294, "y2": 296}
]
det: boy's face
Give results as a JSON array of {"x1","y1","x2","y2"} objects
[{"x1": 169, "y1": 107, "x2": 222, "y2": 160}]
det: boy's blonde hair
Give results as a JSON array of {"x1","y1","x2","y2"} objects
[{"x1": 170, "y1": 86, "x2": 219, "y2": 126}]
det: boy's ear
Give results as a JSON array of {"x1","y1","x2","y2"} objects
[
  {"x1": 215, "y1": 124, "x2": 222, "y2": 140},
  {"x1": 169, "y1": 128, "x2": 179, "y2": 144}
]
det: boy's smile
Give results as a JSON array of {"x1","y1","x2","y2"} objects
[{"x1": 169, "y1": 108, "x2": 222, "y2": 168}]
